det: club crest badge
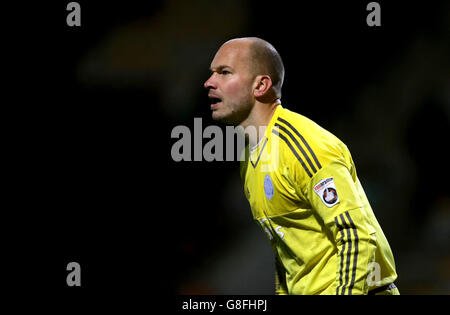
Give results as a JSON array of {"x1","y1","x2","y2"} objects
[
  {"x1": 313, "y1": 177, "x2": 339, "y2": 207},
  {"x1": 264, "y1": 174, "x2": 274, "y2": 200}
]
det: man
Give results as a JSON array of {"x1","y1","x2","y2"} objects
[{"x1": 204, "y1": 37, "x2": 399, "y2": 295}]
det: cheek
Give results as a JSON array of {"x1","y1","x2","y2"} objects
[{"x1": 223, "y1": 78, "x2": 252, "y2": 100}]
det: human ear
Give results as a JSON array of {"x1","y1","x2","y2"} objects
[{"x1": 253, "y1": 75, "x2": 273, "y2": 98}]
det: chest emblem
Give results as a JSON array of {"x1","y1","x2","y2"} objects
[{"x1": 264, "y1": 174, "x2": 274, "y2": 200}]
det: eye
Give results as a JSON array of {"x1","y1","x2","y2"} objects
[{"x1": 221, "y1": 70, "x2": 231, "y2": 75}]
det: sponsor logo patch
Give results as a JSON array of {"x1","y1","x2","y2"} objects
[{"x1": 314, "y1": 177, "x2": 339, "y2": 207}]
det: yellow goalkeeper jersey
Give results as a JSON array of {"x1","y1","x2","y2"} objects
[{"x1": 240, "y1": 105, "x2": 398, "y2": 295}]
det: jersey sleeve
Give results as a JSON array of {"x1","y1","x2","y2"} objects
[
  {"x1": 284, "y1": 135, "x2": 376, "y2": 295},
  {"x1": 303, "y1": 159, "x2": 377, "y2": 295}
]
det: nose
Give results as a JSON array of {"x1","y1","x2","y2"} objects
[{"x1": 204, "y1": 74, "x2": 216, "y2": 90}]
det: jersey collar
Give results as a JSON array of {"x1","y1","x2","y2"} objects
[{"x1": 248, "y1": 104, "x2": 283, "y2": 168}]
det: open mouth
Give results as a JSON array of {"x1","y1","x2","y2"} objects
[{"x1": 209, "y1": 97, "x2": 222, "y2": 107}]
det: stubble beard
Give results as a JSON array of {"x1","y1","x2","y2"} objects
[{"x1": 212, "y1": 96, "x2": 254, "y2": 127}]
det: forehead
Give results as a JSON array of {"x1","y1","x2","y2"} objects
[{"x1": 210, "y1": 40, "x2": 252, "y2": 70}]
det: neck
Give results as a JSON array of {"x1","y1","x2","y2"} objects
[{"x1": 239, "y1": 100, "x2": 280, "y2": 148}]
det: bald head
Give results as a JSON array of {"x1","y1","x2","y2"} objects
[
  {"x1": 223, "y1": 37, "x2": 285, "y2": 99},
  {"x1": 205, "y1": 37, "x2": 284, "y2": 125}
]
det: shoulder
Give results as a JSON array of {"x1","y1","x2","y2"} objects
[{"x1": 272, "y1": 107, "x2": 349, "y2": 178}]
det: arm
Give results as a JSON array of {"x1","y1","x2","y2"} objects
[
  {"x1": 331, "y1": 207, "x2": 376, "y2": 295},
  {"x1": 305, "y1": 161, "x2": 377, "y2": 295}
]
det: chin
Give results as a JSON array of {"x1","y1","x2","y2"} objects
[{"x1": 212, "y1": 111, "x2": 226, "y2": 122}]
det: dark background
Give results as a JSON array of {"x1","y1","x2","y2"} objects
[{"x1": 8, "y1": 0, "x2": 449, "y2": 300}]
